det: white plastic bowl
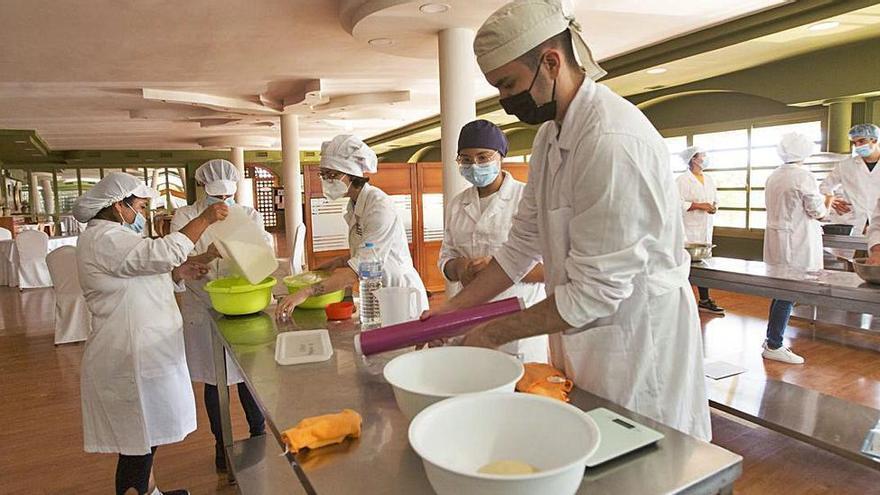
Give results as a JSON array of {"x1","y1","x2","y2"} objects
[
  {"x1": 409, "y1": 393, "x2": 601, "y2": 495},
  {"x1": 383, "y1": 347, "x2": 524, "y2": 420}
]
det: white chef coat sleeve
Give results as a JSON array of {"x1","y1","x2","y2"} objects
[
  {"x1": 170, "y1": 207, "x2": 193, "y2": 234},
  {"x1": 494, "y1": 168, "x2": 543, "y2": 283},
  {"x1": 97, "y1": 231, "x2": 195, "y2": 278},
  {"x1": 819, "y1": 164, "x2": 842, "y2": 196},
  {"x1": 438, "y1": 193, "x2": 464, "y2": 282},
  {"x1": 172, "y1": 277, "x2": 188, "y2": 293},
  {"x1": 868, "y1": 199, "x2": 880, "y2": 250},
  {"x1": 346, "y1": 197, "x2": 400, "y2": 273},
  {"x1": 675, "y1": 174, "x2": 693, "y2": 213},
  {"x1": 800, "y1": 174, "x2": 829, "y2": 220},
  {"x1": 554, "y1": 134, "x2": 657, "y2": 330}
]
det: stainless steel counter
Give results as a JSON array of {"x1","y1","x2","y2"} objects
[
  {"x1": 690, "y1": 257, "x2": 880, "y2": 315},
  {"x1": 212, "y1": 308, "x2": 742, "y2": 494},
  {"x1": 823, "y1": 234, "x2": 868, "y2": 251}
]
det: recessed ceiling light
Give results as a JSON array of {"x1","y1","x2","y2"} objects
[
  {"x1": 808, "y1": 21, "x2": 840, "y2": 32},
  {"x1": 646, "y1": 68, "x2": 667, "y2": 75},
  {"x1": 419, "y1": 3, "x2": 450, "y2": 14},
  {"x1": 14, "y1": 140, "x2": 28, "y2": 144},
  {"x1": 368, "y1": 38, "x2": 394, "y2": 47}
]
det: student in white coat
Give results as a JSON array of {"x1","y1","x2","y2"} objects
[
  {"x1": 170, "y1": 159, "x2": 266, "y2": 471},
  {"x1": 763, "y1": 133, "x2": 831, "y2": 364},
  {"x1": 429, "y1": 0, "x2": 711, "y2": 441},
  {"x1": 676, "y1": 146, "x2": 724, "y2": 316},
  {"x1": 867, "y1": 199, "x2": 880, "y2": 265},
  {"x1": 819, "y1": 124, "x2": 880, "y2": 234},
  {"x1": 276, "y1": 135, "x2": 429, "y2": 317},
  {"x1": 73, "y1": 172, "x2": 228, "y2": 495},
  {"x1": 439, "y1": 120, "x2": 548, "y2": 363}
]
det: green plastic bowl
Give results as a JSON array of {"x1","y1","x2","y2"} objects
[
  {"x1": 216, "y1": 313, "x2": 276, "y2": 346},
  {"x1": 283, "y1": 272, "x2": 345, "y2": 309},
  {"x1": 204, "y1": 276, "x2": 277, "y2": 316}
]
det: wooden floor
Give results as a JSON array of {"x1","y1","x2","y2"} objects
[{"x1": 2, "y1": 286, "x2": 880, "y2": 494}]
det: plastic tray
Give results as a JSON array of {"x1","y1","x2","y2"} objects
[{"x1": 274, "y1": 330, "x2": 333, "y2": 366}]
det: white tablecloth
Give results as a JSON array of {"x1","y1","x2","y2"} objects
[{"x1": 0, "y1": 235, "x2": 78, "y2": 287}]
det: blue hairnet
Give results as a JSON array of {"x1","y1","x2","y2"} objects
[{"x1": 848, "y1": 124, "x2": 880, "y2": 141}]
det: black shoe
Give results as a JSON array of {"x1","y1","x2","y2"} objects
[
  {"x1": 698, "y1": 299, "x2": 725, "y2": 316},
  {"x1": 250, "y1": 428, "x2": 266, "y2": 438},
  {"x1": 215, "y1": 444, "x2": 228, "y2": 473},
  {"x1": 162, "y1": 491, "x2": 190, "y2": 495}
]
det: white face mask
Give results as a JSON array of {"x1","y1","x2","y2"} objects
[{"x1": 321, "y1": 178, "x2": 349, "y2": 201}]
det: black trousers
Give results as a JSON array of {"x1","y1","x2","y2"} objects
[
  {"x1": 698, "y1": 287, "x2": 710, "y2": 301},
  {"x1": 204, "y1": 382, "x2": 265, "y2": 448},
  {"x1": 116, "y1": 446, "x2": 157, "y2": 495}
]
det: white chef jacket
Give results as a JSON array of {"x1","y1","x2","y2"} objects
[
  {"x1": 78, "y1": 220, "x2": 196, "y2": 455},
  {"x1": 676, "y1": 171, "x2": 717, "y2": 244},
  {"x1": 171, "y1": 200, "x2": 270, "y2": 385},
  {"x1": 493, "y1": 78, "x2": 711, "y2": 441},
  {"x1": 819, "y1": 155, "x2": 880, "y2": 232},
  {"x1": 764, "y1": 163, "x2": 829, "y2": 271},
  {"x1": 868, "y1": 199, "x2": 880, "y2": 251},
  {"x1": 345, "y1": 183, "x2": 429, "y2": 315},
  {"x1": 438, "y1": 171, "x2": 548, "y2": 363}
]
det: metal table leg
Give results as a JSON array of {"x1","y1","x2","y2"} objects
[{"x1": 212, "y1": 328, "x2": 235, "y2": 484}]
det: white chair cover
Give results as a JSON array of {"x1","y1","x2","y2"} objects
[
  {"x1": 0, "y1": 227, "x2": 11, "y2": 240},
  {"x1": 46, "y1": 246, "x2": 90, "y2": 344},
  {"x1": 290, "y1": 223, "x2": 307, "y2": 275},
  {"x1": 16, "y1": 229, "x2": 53, "y2": 289}
]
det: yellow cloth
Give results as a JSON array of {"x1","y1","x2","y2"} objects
[
  {"x1": 516, "y1": 363, "x2": 573, "y2": 402},
  {"x1": 281, "y1": 409, "x2": 362, "y2": 453}
]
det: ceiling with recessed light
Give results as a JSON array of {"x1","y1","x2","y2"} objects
[{"x1": 0, "y1": 0, "x2": 787, "y2": 155}]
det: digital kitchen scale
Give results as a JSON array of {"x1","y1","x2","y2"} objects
[{"x1": 584, "y1": 408, "x2": 664, "y2": 467}]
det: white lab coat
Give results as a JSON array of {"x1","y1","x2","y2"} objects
[
  {"x1": 77, "y1": 220, "x2": 196, "y2": 455},
  {"x1": 819, "y1": 155, "x2": 880, "y2": 233},
  {"x1": 867, "y1": 199, "x2": 880, "y2": 251},
  {"x1": 170, "y1": 200, "x2": 270, "y2": 385},
  {"x1": 676, "y1": 171, "x2": 716, "y2": 244},
  {"x1": 439, "y1": 171, "x2": 548, "y2": 363},
  {"x1": 493, "y1": 79, "x2": 711, "y2": 441},
  {"x1": 764, "y1": 163, "x2": 829, "y2": 271},
  {"x1": 345, "y1": 183, "x2": 429, "y2": 315}
]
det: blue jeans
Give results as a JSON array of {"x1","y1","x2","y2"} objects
[{"x1": 766, "y1": 299, "x2": 794, "y2": 350}]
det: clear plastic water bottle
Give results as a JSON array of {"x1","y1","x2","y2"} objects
[{"x1": 357, "y1": 242, "x2": 384, "y2": 327}]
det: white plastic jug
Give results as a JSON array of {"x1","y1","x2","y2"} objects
[
  {"x1": 375, "y1": 286, "x2": 421, "y2": 327},
  {"x1": 207, "y1": 205, "x2": 278, "y2": 284}
]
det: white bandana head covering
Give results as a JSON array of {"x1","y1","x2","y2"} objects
[
  {"x1": 777, "y1": 133, "x2": 815, "y2": 164},
  {"x1": 72, "y1": 172, "x2": 158, "y2": 223},
  {"x1": 474, "y1": 0, "x2": 606, "y2": 80},
  {"x1": 679, "y1": 146, "x2": 705, "y2": 165},
  {"x1": 195, "y1": 159, "x2": 239, "y2": 196},
  {"x1": 320, "y1": 135, "x2": 378, "y2": 178}
]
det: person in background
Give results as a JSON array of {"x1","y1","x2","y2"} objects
[
  {"x1": 439, "y1": 119, "x2": 548, "y2": 363},
  {"x1": 819, "y1": 124, "x2": 880, "y2": 234},
  {"x1": 275, "y1": 135, "x2": 428, "y2": 318},
  {"x1": 676, "y1": 145, "x2": 723, "y2": 316},
  {"x1": 170, "y1": 159, "x2": 268, "y2": 472},
  {"x1": 762, "y1": 133, "x2": 832, "y2": 364},
  {"x1": 73, "y1": 172, "x2": 228, "y2": 495},
  {"x1": 427, "y1": 0, "x2": 711, "y2": 441}
]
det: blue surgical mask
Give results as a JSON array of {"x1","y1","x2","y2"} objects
[
  {"x1": 460, "y1": 161, "x2": 501, "y2": 188},
  {"x1": 124, "y1": 203, "x2": 146, "y2": 235},
  {"x1": 206, "y1": 196, "x2": 235, "y2": 207},
  {"x1": 855, "y1": 144, "x2": 875, "y2": 158}
]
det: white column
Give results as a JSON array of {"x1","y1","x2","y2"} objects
[
  {"x1": 230, "y1": 146, "x2": 254, "y2": 207},
  {"x1": 439, "y1": 27, "x2": 476, "y2": 292},
  {"x1": 39, "y1": 176, "x2": 55, "y2": 215},
  {"x1": 29, "y1": 173, "x2": 41, "y2": 215},
  {"x1": 281, "y1": 113, "x2": 304, "y2": 255}
]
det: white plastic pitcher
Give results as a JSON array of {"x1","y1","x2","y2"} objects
[
  {"x1": 207, "y1": 205, "x2": 278, "y2": 284},
  {"x1": 375, "y1": 286, "x2": 421, "y2": 327}
]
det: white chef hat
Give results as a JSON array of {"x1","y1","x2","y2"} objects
[
  {"x1": 195, "y1": 159, "x2": 239, "y2": 196},
  {"x1": 679, "y1": 146, "x2": 705, "y2": 164},
  {"x1": 73, "y1": 172, "x2": 158, "y2": 223},
  {"x1": 320, "y1": 135, "x2": 378, "y2": 178},
  {"x1": 474, "y1": 0, "x2": 606, "y2": 80},
  {"x1": 777, "y1": 132, "x2": 815, "y2": 164}
]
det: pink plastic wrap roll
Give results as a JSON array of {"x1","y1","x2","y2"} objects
[{"x1": 354, "y1": 297, "x2": 524, "y2": 356}]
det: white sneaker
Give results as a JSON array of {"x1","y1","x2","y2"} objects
[{"x1": 762, "y1": 342, "x2": 805, "y2": 364}]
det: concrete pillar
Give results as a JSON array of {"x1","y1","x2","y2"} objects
[
  {"x1": 39, "y1": 176, "x2": 54, "y2": 215},
  {"x1": 29, "y1": 172, "x2": 40, "y2": 215},
  {"x1": 439, "y1": 27, "x2": 477, "y2": 293},
  {"x1": 230, "y1": 146, "x2": 254, "y2": 207},
  {"x1": 826, "y1": 99, "x2": 854, "y2": 154},
  {"x1": 281, "y1": 113, "x2": 304, "y2": 254}
]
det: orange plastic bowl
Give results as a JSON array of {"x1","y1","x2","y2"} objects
[{"x1": 326, "y1": 301, "x2": 355, "y2": 321}]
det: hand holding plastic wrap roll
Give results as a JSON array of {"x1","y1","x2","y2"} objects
[
  {"x1": 516, "y1": 363, "x2": 573, "y2": 402},
  {"x1": 281, "y1": 409, "x2": 362, "y2": 454}
]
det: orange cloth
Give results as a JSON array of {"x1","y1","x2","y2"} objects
[
  {"x1": 516, "y1": 363, "x2": 573, "y2": 402},
  {"x1": 281, "y1": 409, "x2": 363, "y2": 453}
]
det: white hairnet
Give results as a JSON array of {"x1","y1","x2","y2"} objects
[
  {"x1": 679, "y1": 146, "x2": 705, "y2": 165},
  {"x1": 474, "y1": 0, "x2": 606, "y2": 80},
  {"x1": 777, "y1": 132, "x2": 815, "y2": 164},
  {"x1": 73, "y1": 172, "x2": 158, "y2": 223},
  {"x1": 320, "y1": 135, "x2": 378, "y2": 178},
  {"x1": 195, "y1": 159, "x2": 239, "y2": 196}
]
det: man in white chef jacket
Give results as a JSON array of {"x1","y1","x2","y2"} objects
[
  {"x1": 820, "y1": 124, "x2": 880, "y2": 235},
  {"x1": 431, "y1": 0, "x2": 711, "y2": 441},
  {"x1": 676, "y1": 146, "x2": 724, "y2": 316}
]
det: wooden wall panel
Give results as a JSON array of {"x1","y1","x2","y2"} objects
[{"x1": 421, "y1": 241, "x2": 446, "y2": 293}]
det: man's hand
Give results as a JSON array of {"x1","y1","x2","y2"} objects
[
  {"x1": 707, "y1": 203, "x2": 718, "y2": 214},
  {"x1": 199, "y1": 203, "x2": 229, "y2": 224},
  {"x1": 460, "y1": 256, "x2": 493, "y2": 286},
  {"x1": 830, "y1": 197, "x2": 852, "y2": 215},
  {"x1": 172, "y1": 261, "x2": 209, "y2": 283},
  {"x1": 206, "y1": 242, "x2": 222, "y2": 260},
  {"x1": 460, "y1": 321, "x2": 498, "y2": 349},
  {"x1": 867, "y1": 246, "x2": 880, "y2": 266}
]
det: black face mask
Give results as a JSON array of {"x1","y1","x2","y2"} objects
[{"x1": 498, "y1": 56, "x2": 558, "y2": 125}]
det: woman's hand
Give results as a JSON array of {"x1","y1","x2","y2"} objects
[
  {"x1": 830, "y1": 197, "x2": 852, "y2": 215},
  {"x1": 199, "y1": 203, "x2": 229, "y2": 224},
  {"x1": 867, "y1": 246, "x2": 880, "y2": 266},
  {"x1": 172, "y1": 261, "x2": 209, "y2": 283},
  {"x1": 275, "y1": 290, "x2": 311, "y2": 319},
  {"x1": 206, "y1": 242, "x2": 222, "y2": 260}
]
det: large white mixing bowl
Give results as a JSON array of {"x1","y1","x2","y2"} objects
[
  {"x1": 409, "y1": 393, "x2": 600, "y2": 495},
  {"x1": 383, "y1": 346, "x2": 524, "y2": 420}
]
